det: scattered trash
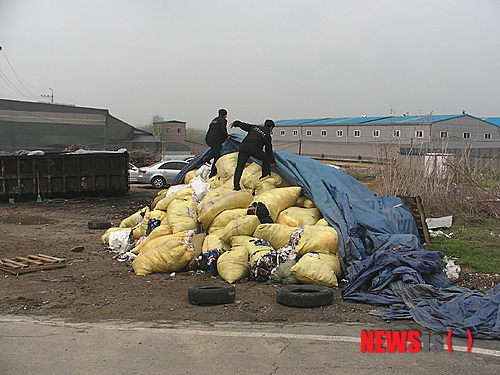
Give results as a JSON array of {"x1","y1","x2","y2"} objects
[{"x1": 443, "y1": 256, "x2": 461, "y2": 281}]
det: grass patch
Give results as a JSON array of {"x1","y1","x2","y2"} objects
[{"x1": 425, "y1": 216, "x2": 500, "y2": 275}]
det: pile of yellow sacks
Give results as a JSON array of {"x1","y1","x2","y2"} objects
[{"x1": 102, "y1": 152, "x2": 342, "y2": 287}]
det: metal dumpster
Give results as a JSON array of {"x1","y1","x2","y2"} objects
[{"x1": 0, "y1": 151, "x2": 129, "y2": 200}]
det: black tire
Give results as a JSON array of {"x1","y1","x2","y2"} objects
[
  {"x1": 87, "y1": 220, "x2": 112, "y2": 229},
  {"x1": 151, "y1": 176, "x2": 166, "y2": 189},
  {"x1": 188, "y1": 283, "x2": 236, "y2": 305},
  {"x1": 276, "y1": 285, "x2": 334, "y2": 308}
]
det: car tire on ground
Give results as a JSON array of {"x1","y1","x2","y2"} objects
[
  {"x1": 276, "y1": 284, "x2": 334, "y2": 307},
  {"x1": 188, "y1": 283, "x2": 236, "y2": 305},
  {"x1": 87, "y1": 220, "x2": 112, "y2": 229},
  {"x1": 151, "y1": 176, "x2": 166, "y2": 189}
]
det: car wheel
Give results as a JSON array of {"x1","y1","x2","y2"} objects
[
  {"x1": 188, "y1": 283, "x2": 236, "y2": 305},
  {"x1": 151, "y1": 176, "x2": 166, "y2": 189},
  {"x1": 276, "y1": 285, "x2": 334, "y2": 307}
]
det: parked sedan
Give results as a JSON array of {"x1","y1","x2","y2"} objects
[
  {"x1": 128, "y1": 163, "x2": 139, "y2": 183},
  {"x1": 137, "y1": 160, "x2": 189, "y2": 188}
]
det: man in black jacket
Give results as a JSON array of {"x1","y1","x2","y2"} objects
[
  {"x1": 230, "y1": 119, "x2": 276, "y2": 190},
  {"x1": 205, "y1": 109, "x2": 229, "y2": 178}
]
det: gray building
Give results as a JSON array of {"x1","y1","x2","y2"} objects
[
  {"x1": 0, "y1": 98, "x2": 161, "y2": 153},
  {"x1": 273, "y1": 114, "x2": 500, "y2": 165}
]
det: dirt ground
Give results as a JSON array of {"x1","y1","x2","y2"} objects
[{"x1": 0, "y1": 184, "x2": 497, "y2": 324}]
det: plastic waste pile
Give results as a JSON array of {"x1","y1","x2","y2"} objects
[{"x1": 103, "y1": 152, "x2": 342, "y2": 287}]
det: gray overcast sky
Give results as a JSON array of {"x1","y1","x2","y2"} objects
[{"x1": 1, "y1": 0, "x2": 499, "y2": 129}]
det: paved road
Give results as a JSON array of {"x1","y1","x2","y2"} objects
[{"x1": 1, "y1": 315, "x2": 499, "y2": 374}]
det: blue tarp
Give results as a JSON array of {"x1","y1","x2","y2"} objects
[{"x1": 176, "y1": 134, "x2": 499, "y2": 340}]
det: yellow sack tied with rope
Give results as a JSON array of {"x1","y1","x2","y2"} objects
[
  {"x1": 132, "y1": 232, "x2": 194, "y2": 276},
  {"x1": 214, "y1": 152, "x2": 238, "y2": 180},
  {"x1": 166, "y1": 197, "x2": 198, "y2": 233},
  {"x1": 276, "y1": 207, "x2": 323, "y2": 227},
  {"x1": 120, "y1": 206, "x2": 149, "y2": 228},
  {"x1": 219, "y1": 215, "x2": 261, "y2": 243},
  {"x1": 290, "y1": 252, "x2": 342, "y2": 287},
  {"x1": 252, "y1": 186, "x2": 302, "y2": 221},
  {"x1": 184, "y1": 169, "x2": 198, "y2": 184},
  {"x1": 208, "y1": 208, "x2": 247, "y2": 235},
  {"x1": 155, "y1": 186, "x2": 193, "y2": 211},
  {"x1": 216, "y1": 245, "x2": 249, "y2": 283},
  {"x1": 202, "y1": 233, "x2": 230, "y2": 253},
  {"x1": 296, "y1": 196, "x2": 316, "y2": 208},
  {"x1": 130, "y1": 225, "x2": 173, "y2": 255},
  {"x1": 197, "y1": 185, "x2": 232, "y2": 213},
  {"x1": 198, "y1": 189, "x2": 253, "y2": 229},
  {"x1": 253, "y1": 223, "x2": 297, "y2": 250},
  {"x1": 295, "y1": 225, "x2": 339, "y2": 256}
]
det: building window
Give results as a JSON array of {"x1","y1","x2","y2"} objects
[
  {"x1": 372, "y1": 130, "x2": 380, "y2": 138},
  {"x1": 177, "y1": 128, "x2": 181, "y2": 133},
  {"x1": 354, "y1": 130, "x2": 361, "y2": 137},
  {"x1": 337, "y1": 130, "x2": 343, "y2": 137},
  {"x1": 484, "y1": 133, "x2": 492, "y2": 139},
  {"x1": 280, "y1": 130, "x2": 286, "y2": 136},
  {"x1": 293, "y1": 130, "x2": 298, "y2": 136},
  {"x1": 393, "y1": 130, "x2": 401, "y2": 138},
  {"x1": 415, "y1": 130, "x2": 423, "y2": 138},
  {"x1": 166, "y1": 128, "x2": 171, "y2": 133},
  {"x1": 463, "y1": 132, "x2": 471, "y2": 139},
  {"x1": 306, "y1": 130, "x2": 312, "y2": 136},
  {"x1": 321, "y1": 130, "x2": 327, "y2": 137},
  {"x1": 440, "y1": 131, "x2": 448, "y2": 138}
]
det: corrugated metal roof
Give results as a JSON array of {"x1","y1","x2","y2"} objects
[
  {"x1": 275, "y1": 114, "x2": 475, "y2": 126},
  {"x1": 274, "y1": 118, "x2": 327, "y2": 125},
  {"x1": 481, "y1": 117, "x2": 500, "y2": 127}
]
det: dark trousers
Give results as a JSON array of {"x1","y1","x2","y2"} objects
[
  {"x1": 205, "y1": 139, "x2": 223, "y2": 178},
  {"x1": 233, "y1": 146, "x2": 271, "y2": 189}
]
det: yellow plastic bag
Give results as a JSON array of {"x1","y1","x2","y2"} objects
[
  {"x1": 252, "y1": 186, "x2": 302, "y2": 221},
  {"x1": 120, "y1": 206, "x2": 149, "y2": 228},
  {"x1": 216, "y1": 246, "x2": 249, "y2": 283},
  {"x1": 155, "y1": 186, "x2": 193, "y2": 211},
  {"x1": 132, "y1": 232, "x2": 194, "y2": 276},
  {"x1": 295, "y1": 225, "x2": 339, "y2": 256},
  {"x1": 253, "y1": 223, "x2": 297, "y2": 250},
  {"x1": 214, "y1": 152, "x2": 239, "y2": 180},
  {"x1": 208, "y1": 208, "x2": 247, "y2": 234},
  {"x1": 166, "y1": 197, "x2": 198, "y2": 233},
  {"x1": 184, "y1": 169, "x2": 198, "y2": 184},
  {"x1": 315, "y1": 218, "x2": 329, "y2": 226},
  {"x1": 130, "y1": 225, "x2": 173, "y2": 255},
  {"x1": 290, "y1": 253, "x2": 342, "y2": 287},
  {"x1": 220, "y1": 215, "x2": 261, "y2": 243},
  {"x1": 276, "y1": 207, "x2": 322, "y2": 227},
  {"x1": 296, "y1": 196, "x2": 316, "y2": 208},
  {"x1": 198, "y1": 190, "x2": 253, "y2": 229}
]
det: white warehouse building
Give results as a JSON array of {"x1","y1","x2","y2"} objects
[{"x1": 272, "y1": 114, "x2": 500, "y2": 167}]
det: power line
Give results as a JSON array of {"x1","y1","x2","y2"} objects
[{"x1": 1, "y1": 47, "x2": 37, "y2": 98}]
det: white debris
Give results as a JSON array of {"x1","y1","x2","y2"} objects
[{"x1": 443, "y1": 256, "x2": 461, "y2": 281}]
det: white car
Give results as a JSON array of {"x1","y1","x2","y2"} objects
[
  {"x1": 128, "y1": 163, "x2": 139, "y2": 183},
  {"x1": 136, "y1": 160, "x2": 189, "y2": 188}
]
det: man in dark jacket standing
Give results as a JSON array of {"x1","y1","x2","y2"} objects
[
  {"x1": 230, "y1": 119, "x2": 276, "y2": 190},
  {"x1": 205, "y1": 109, "x2": 229, "y2": 178}
]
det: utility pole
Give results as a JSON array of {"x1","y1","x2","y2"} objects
[{"x1": 41, "y1": 88, "x2": 53, "y2": 102}]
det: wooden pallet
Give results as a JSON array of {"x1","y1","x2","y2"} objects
[
  {"x1": 0, "y1": 254, "x2": 66, "y2": 275},
  {"x1": 399, "y1": 196, "x2": 431, "y2": 245}
]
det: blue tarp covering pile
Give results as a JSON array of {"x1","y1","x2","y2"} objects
[{"x1": 175, "y1": 134, "x2": 500, "y2": 340}]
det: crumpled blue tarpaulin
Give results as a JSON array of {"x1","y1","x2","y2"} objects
[{"x1": 175, "y1": 134, "x2": 499, "y2": 339}]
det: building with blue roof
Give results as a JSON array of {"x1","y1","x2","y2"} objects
[{"x1": 272, "y1": 114, "x2": 499, "y2": 166}]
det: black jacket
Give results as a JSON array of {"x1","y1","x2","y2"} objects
[
  {"x1": 232, "y1": 120, "x2": 275, "y2": 163},
  {"x1": 205, "y1": 115, "x2": 228, "y2": 143}
]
